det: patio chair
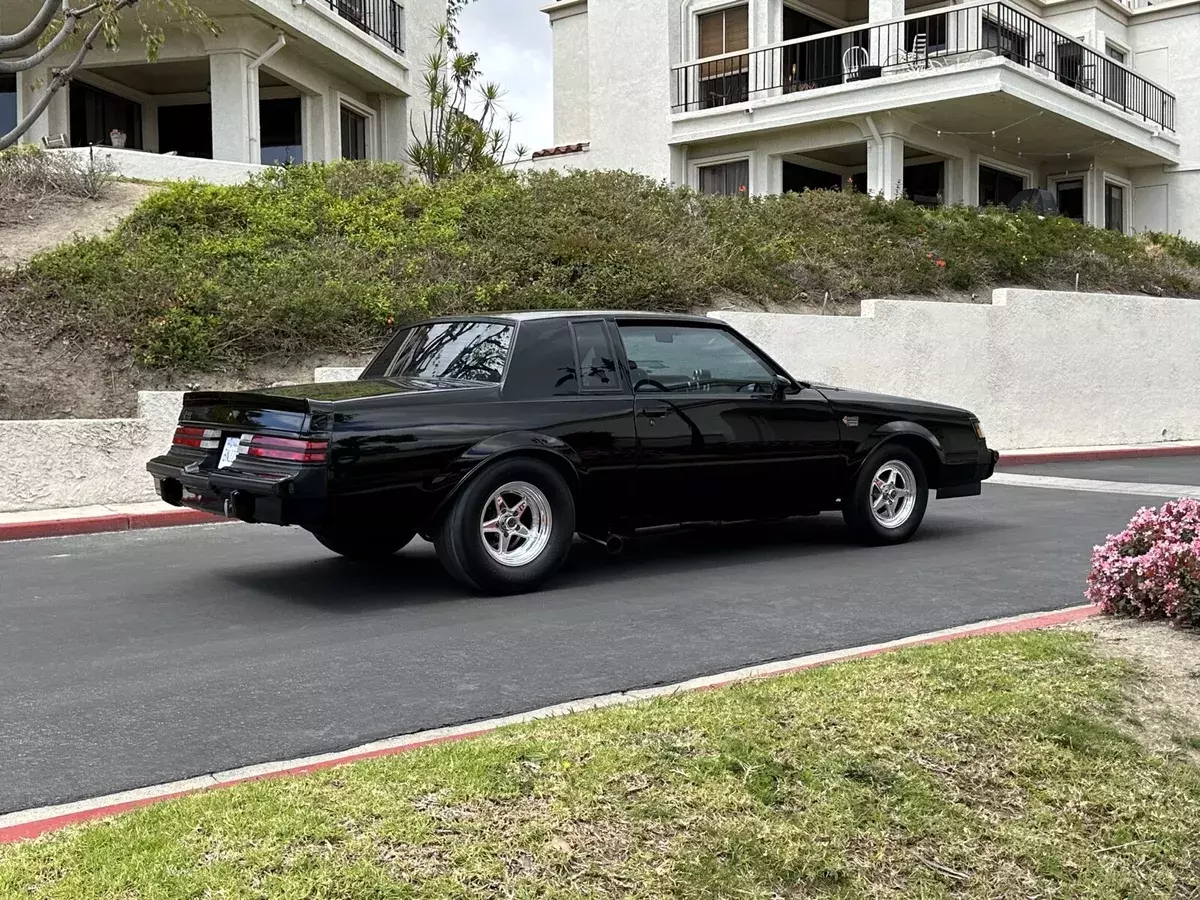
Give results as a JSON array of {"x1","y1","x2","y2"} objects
[
  {"x1": 842, "y1": 45, "x2": 870, "y2": 79},
  {"x1": 896, "y1": 32, "x2": 935, "y2": 71}
]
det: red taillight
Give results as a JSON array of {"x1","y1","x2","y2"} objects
[
  {"x1": 173, "y1": 426, "x2": 220, "y2": 450},
  {"x1": 246, "y1": 435, "x2": 328, "y2": 464}
]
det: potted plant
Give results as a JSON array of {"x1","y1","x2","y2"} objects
[{"x1": 109, "y1": 129, "x2": 127, "y2": 148}]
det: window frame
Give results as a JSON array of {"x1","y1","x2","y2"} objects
[
  {"x1": 692, "y1": 152, "x2": 753, "y2": 196},
  {"x1": 569, "y1": 318, "x2": 626, "y2": 395},
  {"x1": 615, "y1": 320, "x2": 790, "y2": 396},
  {"x1": 337, "y1": 93, "x2": 376, "y2": 161},
  {"x1": 362, "y1": 318, "x2": 517, "y2": 384},
  {"x1": 1049, "y1": 173, "x2": 1086, "y2": 223},
  {"x1": 1104, "y1": 176, "x2": 1132, "y2": 234}
]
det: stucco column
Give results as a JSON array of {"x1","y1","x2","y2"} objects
[
  {"x1": 867, "y1": 133, "x2": 905, "y2": 200},
  {"x1": 669, "y1": 145, "x2": 687, "y2": 188},
  {"x1": 17, "y1": 66, "x2": 69, "y2": 147},
  {"x1": 304, "y1": 92, "x2": 328, "y2": 164},
  {"x1": 209, "y1": 51, "x2": 251, "y2": 163},
  {"x1": 377, "y1": 94, "x2": 407, "y2": 164},
  {"x1": 946, "y1": 153, "x2": 978, "y2": 205},
  {"x1": 869, "y1": 0, "x2": 904, "y2": 22},
  {"x1": 1086, "y1": 167, "x2": 1105, "y2": 229}
]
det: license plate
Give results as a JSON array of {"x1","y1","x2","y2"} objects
[{"x1": 217, "y1": 435, "x2": 243, "y2": 469}]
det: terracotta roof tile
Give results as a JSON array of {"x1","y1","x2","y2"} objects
[{"x1": 531, "y1": 142, "x2": 590, "y2": 160}]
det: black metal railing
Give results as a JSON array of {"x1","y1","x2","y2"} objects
[
  {"x1": 330, "y1": 0, "x2": 403, "y2": 53},
  {"x1": 670, "y1": 1, "x2": 1175, "y2": 131}
]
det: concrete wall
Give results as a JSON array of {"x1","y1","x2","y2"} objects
[
  {"x1": 53, "y1": 147, "x2": 270, "y2": 185},
  {"x1": 0, "y1": 392, "x2": 183, "y2": 513},
  {"x1": 712, "y1": 288, "x2": 1200, "y2": 450}
]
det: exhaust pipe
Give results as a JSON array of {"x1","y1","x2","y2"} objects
[{"x1": 580, "y1": 533, "x2": 626, "y2": 555}]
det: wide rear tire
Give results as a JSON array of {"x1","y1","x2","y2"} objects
[
  {"x1": 842, "y1": 444, "x2": 929, "y2": 546},
  {"x1": 313, "y1": 528, "x2": 415, "y2": 560},
  {"x1": 436, "y1": 457, "x2": 575, "y2": 594}
]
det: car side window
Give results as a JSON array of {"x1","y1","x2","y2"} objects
[
  {"x1": 618, "y1": 324, "x2": 775, "y2": 394},
  {"x1": 572, "y1": 321, "x2": 620, "y2": 392}
]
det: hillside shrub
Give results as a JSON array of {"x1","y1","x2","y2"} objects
[
  {"x1": 1086, "y1": 498, "x2": 1200, "y2": 628},
  {"x1": 3, "y1": 163, "x2": 1200, "y2": 371}
]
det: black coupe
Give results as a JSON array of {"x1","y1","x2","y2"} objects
[{"x1": 148, "y1": 312, "x2": 998, "y2": 593}]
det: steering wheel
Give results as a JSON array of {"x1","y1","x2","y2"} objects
[{"x1": 634, "y1": 378, "x2": 669, "y2": 393}]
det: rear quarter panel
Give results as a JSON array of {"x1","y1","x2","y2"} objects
[{"x1": 324, "y1": 389, "x2": 636, "y2": 533}]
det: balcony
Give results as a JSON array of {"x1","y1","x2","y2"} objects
[
  {"x1": 670, "y1": 0, "x2": 1175, "y2": 133},
  {"x1": 327, "y1": 0, "x2": 404, "y2": 53}
]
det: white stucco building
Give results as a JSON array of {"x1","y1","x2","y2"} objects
[
  {"x1": 1, "y1": 0, "x2": 446, "y2": 179},
  {"x1": 527, "y1": 0, "x2": 1200, "y2": 237}
]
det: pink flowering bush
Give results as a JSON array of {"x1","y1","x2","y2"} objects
[{"x1": 1086, "y1": 498, "x2": 1200, "y2": 628}]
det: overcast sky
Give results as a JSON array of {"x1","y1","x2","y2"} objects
[{"x1": 458, "y1": 0, "x2": 555, "y2": 155}]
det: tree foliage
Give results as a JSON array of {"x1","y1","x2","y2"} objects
[{"x1": 0, "y1": 0, "x2": 216, "y2": 151}]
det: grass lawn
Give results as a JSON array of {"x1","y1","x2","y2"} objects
[{"x1": 3, "y1": 631, "x2": 1200, "y2": 899}]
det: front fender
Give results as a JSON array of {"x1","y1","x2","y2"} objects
[
  {"x1": 429, "y1": 431, "x2": 584, "y2": 522},
  {"x1": 850, "y1": 422, "x2": 947, "y2": 480}
]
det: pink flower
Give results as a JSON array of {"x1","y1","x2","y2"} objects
[{"x1": 1085, "y1": 498, "x2": 1200, "y2": 628}]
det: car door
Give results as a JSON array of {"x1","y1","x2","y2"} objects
[{"x1": 616, "y1": 320, "x2": 843, "y2": 526}]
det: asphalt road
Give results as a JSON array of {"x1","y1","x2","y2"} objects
[{"x1": 0, "y1": 479, "x2": 1177, "y2": 814}]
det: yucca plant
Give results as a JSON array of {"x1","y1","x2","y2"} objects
[{"x1": 405, "y1": 23, "x2": 527, "y2": 183}]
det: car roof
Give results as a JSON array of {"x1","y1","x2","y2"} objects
[{"x1": 428, "y1": 310, "x2": 718, "y2": 325}]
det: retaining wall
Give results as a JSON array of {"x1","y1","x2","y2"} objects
[
  {"x1": 712, "y1": 289, "x2": 1200, "y2": 450},
  {"x1": 2, "y1": 290, "x2": 1196, "y2": 512}
]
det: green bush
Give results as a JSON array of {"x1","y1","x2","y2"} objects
[{"x1": 3, "y1": 163, "x2": 1199, "y2": 372}]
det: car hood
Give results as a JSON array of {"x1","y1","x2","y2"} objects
[
  {"x1": 812, "y1": 384, "x2": 974, "y2": 419},
  {"x1": 254, "y1": 377, "x2": 494, "y2": 403}
]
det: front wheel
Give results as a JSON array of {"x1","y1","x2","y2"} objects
[
  {"x1": 435, "y1": 457, "x2": 576, "y2": 594},
  {"x1": 842, "y1": 445, "x2": 929, "y2": 545},
  {"x1": 313, "y1": 528, "x2": 415, "y2": 560}
]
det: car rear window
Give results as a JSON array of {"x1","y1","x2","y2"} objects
[{"x1": 365, "y1": 321, "x2": 514, "y2": 383}]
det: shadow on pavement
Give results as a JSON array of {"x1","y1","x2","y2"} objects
[{"x1": 219, "y1": 510, "x2": 1010, "y2": 613}]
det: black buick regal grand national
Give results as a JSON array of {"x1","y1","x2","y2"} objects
[{"x1": 148, "y1": 311, "x2": 998, "y2": 593}]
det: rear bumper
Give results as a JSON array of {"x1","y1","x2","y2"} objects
[
  {"x1": 935, "y1": 446, "x2": 999, "y2": 500},
  {"x1": 147, "y1": 456, "x2": 326, "y2": 528}
]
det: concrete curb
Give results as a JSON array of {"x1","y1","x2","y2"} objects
[
  {"x1": 0, "y1": 508, "x2": 223, "y2": 542},
  {"x1": 999, "y1": 442, "x2": 1200, "y2": 466},
  {"x1": 0, "y1": 604, "x2": 1097, "y2": 843}
]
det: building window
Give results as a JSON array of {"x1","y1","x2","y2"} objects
[
  {"x1": 905, "y1": 15, "x2": 948, "y2": 53},
  {"x1": 261, "y1": 97, "x2": 303, "y2": 165},
  {"x1": 1106, "y1": 42, "x2": 1126, "y2": 63},
  {"x1": 340, "y1": 105, "x2": 368, "y2": 160},
  {"x1": 69, "y1": 80, "x2": 142, "y2": 149},
  {"x1": 978, "y1": 164, "x2": 1024, "y2": 207},
  {"x1": 1105, "y1": 182, "x2": 1125, "y2": 232},
  {"x1": 698, "y1": 159, "x2": 749, "y2": 196},
  {"x1": 0, "y1": 75, "x2": 15, "y2": 140},
  {"x1": 698, "y1": 4, "x2": 749, "y2": 108},
  {"x1": 1055, "y1": 178, "x2": 1084, "y2": 222}
]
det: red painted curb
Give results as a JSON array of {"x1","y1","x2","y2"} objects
[
  {"x1": 999, "y1": 444, "x2": 1200, "y2": 466},
  {"x1": 0, "y1": 509, "x2": 224, "y2": 543},
  {"x1": 0, "y1": 605, "x2": 1097, "y2": 844}
]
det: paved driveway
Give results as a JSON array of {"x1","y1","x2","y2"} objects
[{"x1": 0, "y1": 473, "x2": 1181, "y2": 814}]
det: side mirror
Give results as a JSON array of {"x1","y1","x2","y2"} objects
[{"x1": 770, "y1": 374, "x2": 792, "y2": 401}]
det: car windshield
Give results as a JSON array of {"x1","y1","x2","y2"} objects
[{"x1": 366, "y1": 321, "x2": 514, "y2": 383}]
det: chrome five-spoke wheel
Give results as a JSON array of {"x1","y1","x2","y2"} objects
[
  {"x1": 869, "y1": 460, "x2": 917, "y2": 529},
  {"x1": 479, "y1": 481, "x2": 553, "y2": 567}
]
